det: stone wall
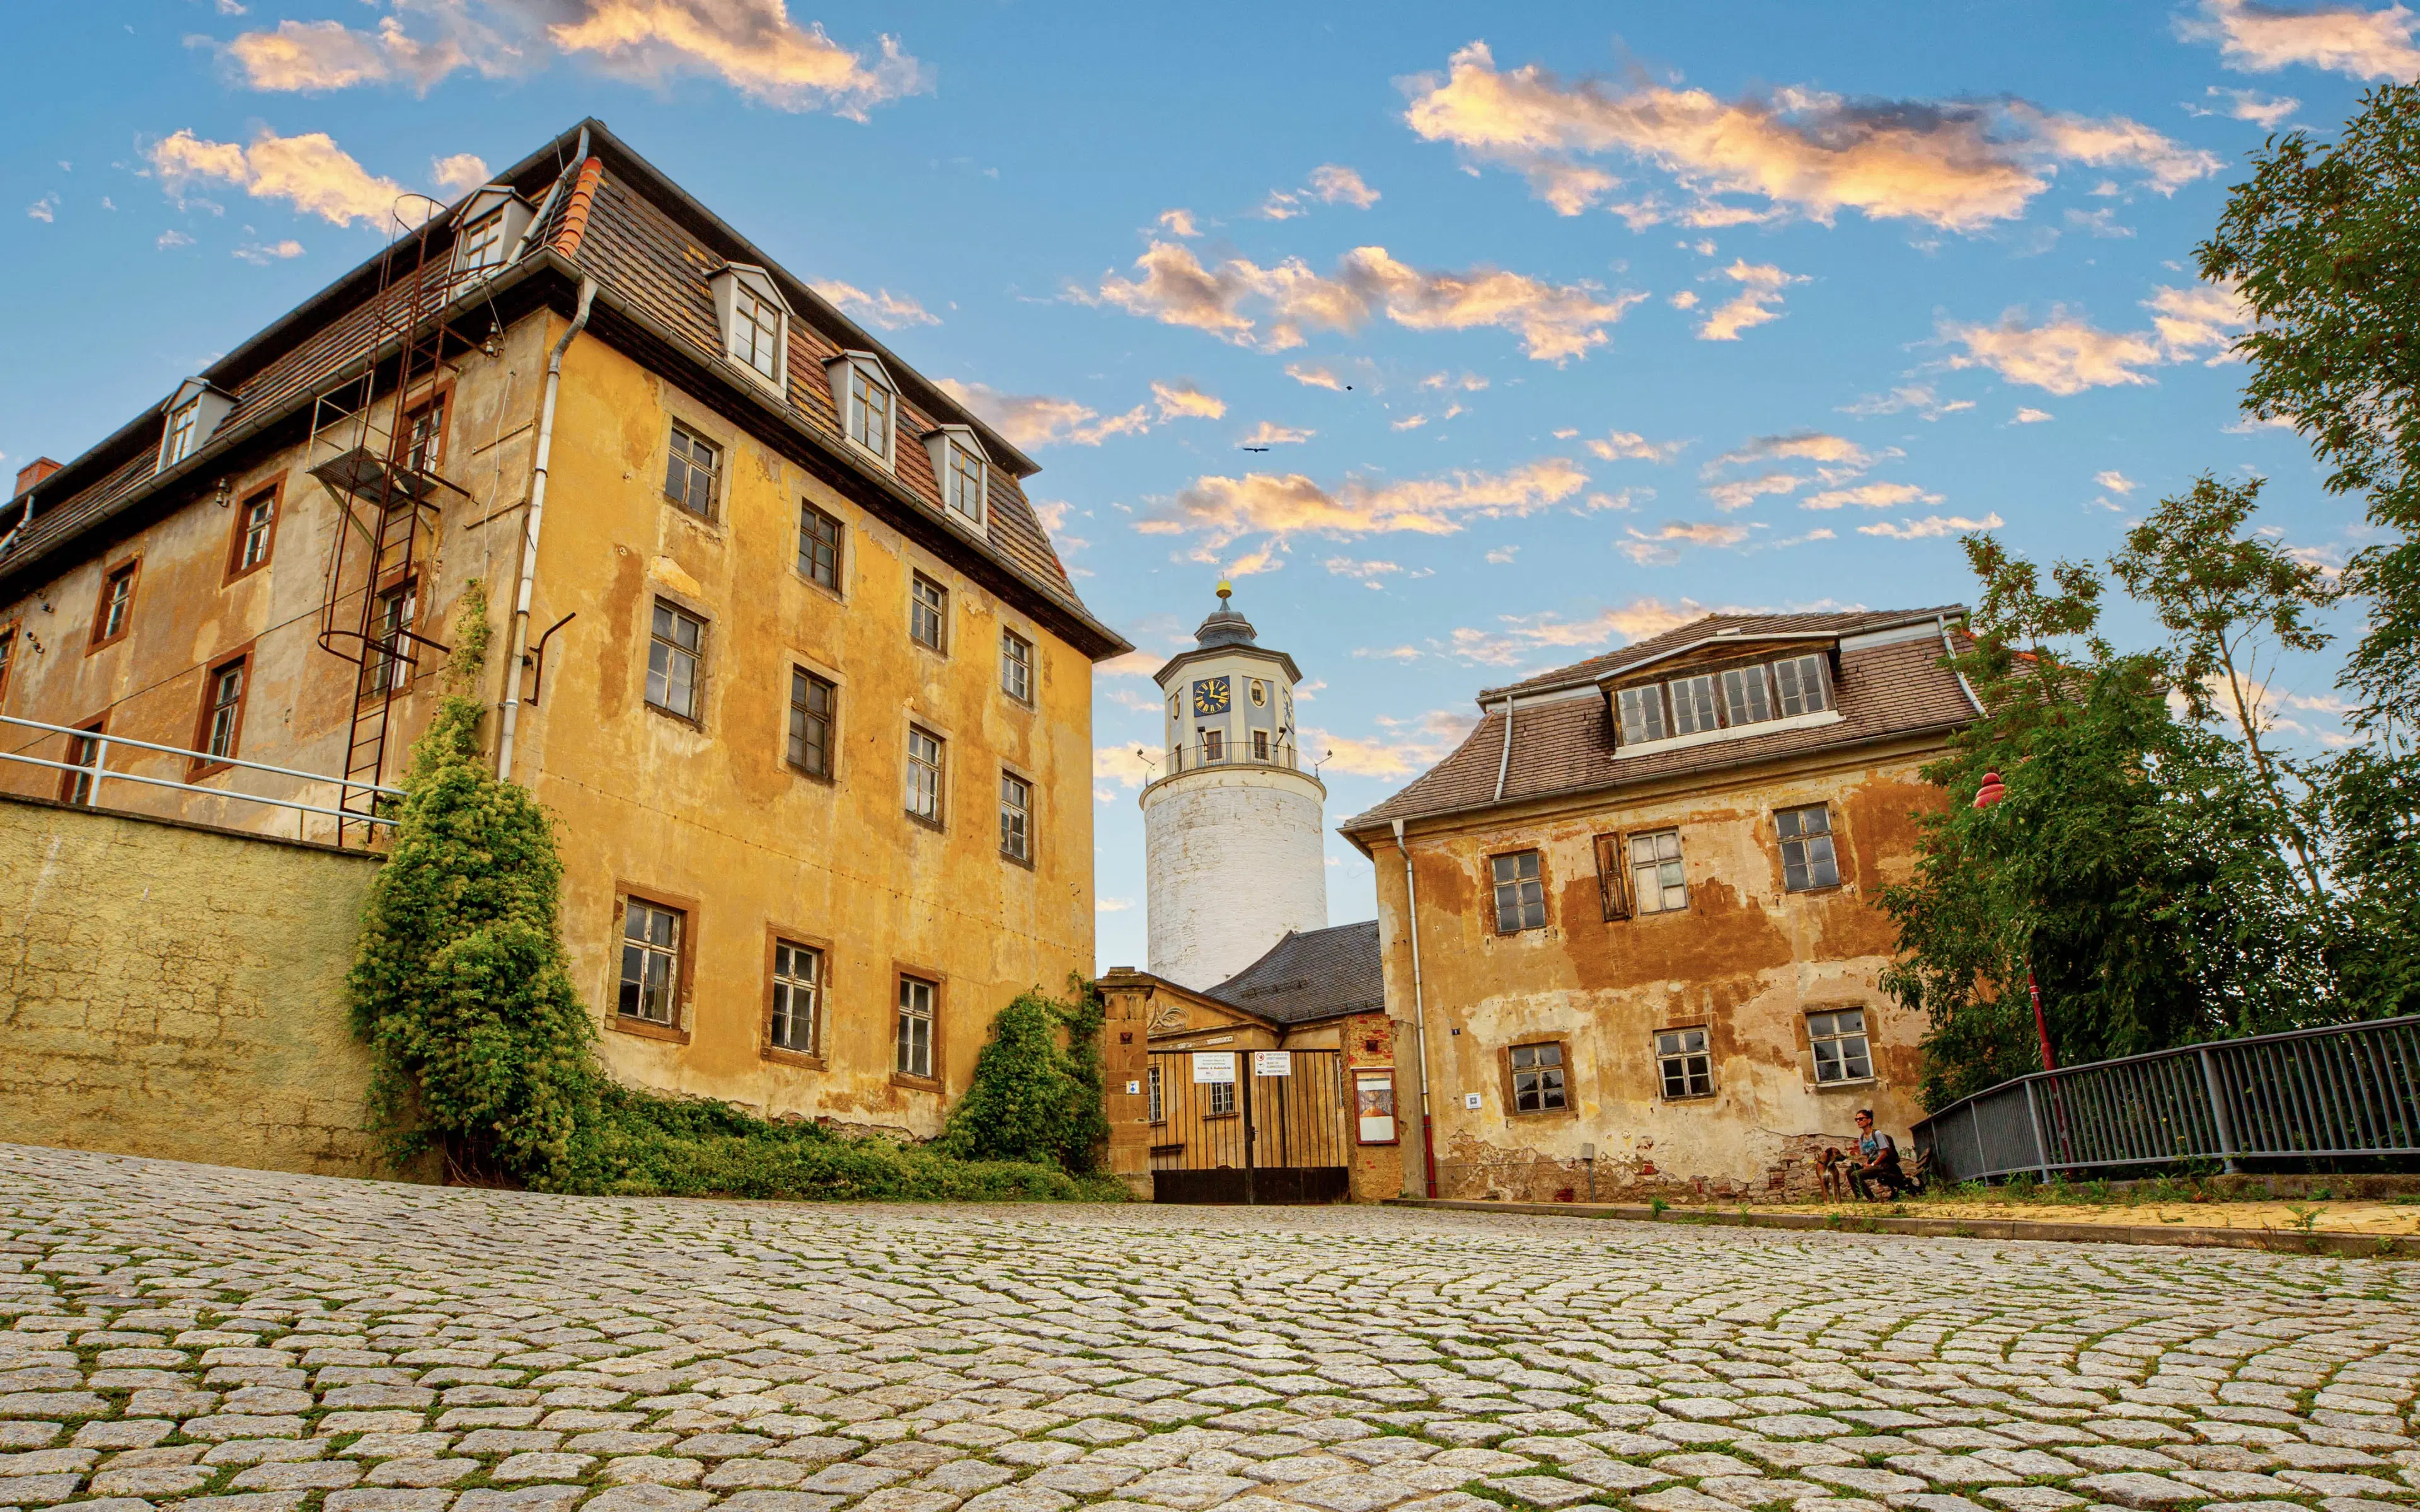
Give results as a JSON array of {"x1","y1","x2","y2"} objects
[
  {"x1": 0, "y1": 793, "x2": 398, "y2": 1177},
  {"x1": 1141, "y1": 767, "x2": 1328, "y2": 990}
]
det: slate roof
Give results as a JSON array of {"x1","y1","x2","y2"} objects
[
  {"x1": 0, "y1": 118, "x2": 1127, "y2": 659},
  {"x1": 1341, "y1": 609, "x2": 1979, "y2": 839},
  {"x1": 1203, "y1": 921, "x2": 1385, "y2": 1025}
]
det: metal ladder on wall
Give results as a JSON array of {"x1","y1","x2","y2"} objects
[{"x1": 308, "y1": 200, "x2": 467, "y2": 847}]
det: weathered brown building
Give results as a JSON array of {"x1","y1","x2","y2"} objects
[
  {"x1": 1340, "y1": 607, "x2": 1979, "y2": 1202},
  {"x1": 0, "y1": 118, "x2": 1128, "y2": 1148}
]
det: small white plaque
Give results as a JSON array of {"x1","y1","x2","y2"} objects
[
  {"x1": 1125, "y1": 1080, "x2": 1141, "y2": 1096},
  {"x1": 1192, "y1": 1051, "x2": 1237, "y2": 1084},
  {"x1": 1463, "y1": 1092, "x2": 1483, "y2": 1110},
  {"x1": 1252, "y1": 1050, "x2": 1293, "y2": 1077}
]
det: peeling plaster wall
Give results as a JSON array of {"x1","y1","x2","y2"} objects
[
  {"x1": 0, "y1": 794, "x2": 396, "y2": 1177},
  {"x1": 1373, "y1": 740, "x2": 1949, "y2": 1203},
  {"x1": 1142, "y1": 768, "x2": 1327, "y2": 990}
]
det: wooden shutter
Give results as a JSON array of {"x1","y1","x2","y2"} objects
[{"x1": 1594, "y1": 832, "x2": 1630, "y2": 921}]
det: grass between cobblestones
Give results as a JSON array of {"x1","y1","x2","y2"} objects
[{"x1": 7, "y1": 1142, "x2": 2420, "y2": 1512}]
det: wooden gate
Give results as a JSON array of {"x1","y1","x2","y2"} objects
[{"x1": 1147, "y1": 1048, "x2": 1351, "y2": 1203}]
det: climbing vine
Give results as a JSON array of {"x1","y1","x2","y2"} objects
[{"x1": 350, "y1": 585, "x2": 1123, "y2": 1200}]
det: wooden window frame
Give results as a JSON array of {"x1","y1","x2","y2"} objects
[
  {"x1": 88, "y1": 556, "x2": 142, "y2": 653},
  {"x1": 734, "y1": 284, "x2": 786, "y2": 387},
  {"x1": 1627, "y1": 827, "x2": 1690, "y2": 917},
  {"x1": 1806, "y1": 1005, "x2": 1875, "y2": 1087},
  {"x1": 891, "y1": 963, "x2": 945, "y2": 1090},
  {"x1": 908, "y1": 571, "x2": 948, "y2": 654},
  {"x1": 399, "y1": 382, "x2": 453, "y2": 478},
  {"x1": 1777, "y1": 802, "x2": 1843, "y2": 893},
  {"x1": 797, "y1": 500, "x2": 844, "y2": 594},
  {"x1": 1000, "y1": 627, "x2": 1034, "y2": 706},
  {"x1": 189, "y1": 645, "x2": 255, "y2": 781},
  {"x1": 1501, "y1": 1039, "x2": 1574, "y2": 1118},
  {"x1": 60, "y1": 716, "x2": 105, "y2": 806},
  {"x1": 645, "y1": 598, "x2": 708, "y2": 726},
  {"x1": 223, "y1": 478, "x2": 285, "y2": 585},
  {"x1": 664, "y1": 422, "x2": 723, "y2": 521},
  {"x1": 1488, "y1": 847, "x2": 1548, "y2": 934},
  {"x1": 763, "y1": 926, "x2": 832, "y2": 1069},
  {"x1": 1656, "y1": 1024, "x2": 1715, "y2": 1101},
  {"x1": 609, "y1": 886, "x2": 697, "y2": 1045},
  {"x1": 999, "y1": 767, "x2": 1034, "y2": 868},
  {"x1": 1592, "y1": 832, "x2": 1630, "y2": 922},
  {"x1": 786, "y1": 665, "x2": 839, "y2": 783},
  {"x1": 847, "y1": 362, "x2": 896, "y2": 466},
  {"x1": 905, "y1": 724, "x2": 946, "y2": 830},
  {"x1": 361, "y1": 574, "x2": 421, "y2": 701}
]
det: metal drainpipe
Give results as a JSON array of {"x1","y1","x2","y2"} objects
[
  {"x1": 1393, "y1": 816, "x2": 1439, "y2": 1198},
  {"x1": 1937, "y1": 612, "x2": 1985, "y2": 716},
  {"x1": 1492, "y1": 698, "x2": 1514, "y2": 802},
  {"x1": 495, "y1": 277, "x2": 596, "y2": 782}
]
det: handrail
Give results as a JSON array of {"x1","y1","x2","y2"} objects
[
  {"x1": 1911, "y1": 1014, "x2": 2420, "y2": 1182},
  {"x1": 0, "y1": 711, "x2": 401, "y2": 839}
]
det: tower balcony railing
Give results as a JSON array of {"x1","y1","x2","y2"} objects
[{"x1": 1167, "y1": 735, "x2": 1300, "y2": 776}]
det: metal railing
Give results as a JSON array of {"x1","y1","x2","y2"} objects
[
  {"x1": 1167, "y1": 736, "x2": 1299, "y2": 775},
  {"x1": 1913, "y1": 1015, "x2": 2420, "y2": 1182},
  {"x1": 0, "y1": 711, "x2": 403, "y2": 844}
]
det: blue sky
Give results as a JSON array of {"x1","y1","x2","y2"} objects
[{"x1": 4, "y1": 1, "x2": 2409, "y2": 970}]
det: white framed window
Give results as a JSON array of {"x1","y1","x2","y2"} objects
[
  {"x1": 452, "y1": 211, "x2": 508, "y2": 276},
  {"x1": 712, "y1": 265, "x2": 792, "y2": 394},
  {"x1": 156, "y1": 379, "x2": 233, "y2": 474},
  {"x1": 1774, "y1": 654, "x2": 1831, "y2": 716},
  {"x1": 1001, "y1": 629, "x2": 1033, "y2": 702},
  {"x1": 1491, "y1": 850, "x2": 1547, "y2": 932},
  {"x1": 619, "y1": 900, "x2": 683, "y2": 1026},
  {"x1": 367, "y1": 580, "x2": 417, "y2": 695},
  {"x1": 647, "y1": 602, "x2": 703, "y2": 719},
  {"x1": 828, "y1": 352, "x2": 897, "y2": 466},
  {"x1": 1616, "y1": 684, "x2": 1666, "y2": 745},
  {"x1": 1657, "y1": 1028, "x2": 1713, "y2": 1099},
  {"x1": 945, "y1": 438, "x2": 985, "y2": 523},
  {"x1": 1629, "y1": 829, "x2": 1688, "y2": 915},
  {"x1": 896, "y1": 975, "x2": 936, "y2": 1079},
  {"x1": 909, "y1": 573, "x2": 947, "y2": 652},
  {"x1": 1721, "y1": 665, "x2": 1774, "y2": 727},
  {"x1": 1148, "y1": 1064, "x2": 1165, "y2": 1123},
  {"x1": 163, "y1": 402, "x2": 200, "y2": 467},
  {"x1": 204, "y1": 660, "x2": 245, "y2": 760},
  {"x1": 664, "y1": 425, "x2": 720, "y2": 518},
  {"x1": 1809, "y1": 1009, "x2": 1872, "y2": 1084},
  {"x1": 771, "y1": 941, "x2": 821, "y2": 1055},
  {"x1": 236, "y1": 492, "x2": 275, "y2": 571},
  {"x1": 449, "y1": 186, "x2": 531, "y2": 279},
  {"x1": 1778, "y1": 803, "x2": 1840, "y2": 891},
  {"x1": 1669, "y1": 673, "x2": 1720, "y2": 735},
  {"x1": 1207, "y1": 1079, "x2": 1236, "y2": 1117},
  {"x1": 1000, "y1": 771, "x2": 1032, "y2": 861},
  {"x1": 906, "y1": 726, "x2": 944, "y2": 824}
]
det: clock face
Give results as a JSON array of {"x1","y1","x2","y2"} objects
[{"x1": 1192, "y1": 676, "x2": 1231, "y2": 716}]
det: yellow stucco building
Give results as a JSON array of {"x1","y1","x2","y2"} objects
[{"x1": 0, "y1": 119, "x2": 1128, "y2": 1138}]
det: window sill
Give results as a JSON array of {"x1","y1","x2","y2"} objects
[
  {"x1": 905, "y1": 810, "x2": 945, "y2": 833},
  {"x1": 222, "y1": 563, "x2": 270, "y2": 589},
  {"x1": 645, "y1": 702, "x2": 706, "y2": 731},
  {"x1": 723, "y1": 353, "x2": 788, "y2": 399},
  {"x1": 1659, "y1": 1092, "x2": 1717, "y2": 1104},
  {"x1": 664, "y1": 498, "x2": 723, "y2": 530},
  {"x1": 909, "y1": 638, "x2": 949, "y2": 659},
  {"x1": 187, "y1": 759, "x2": 236, "y2": 784},
  {"x1": 763, "y1": 1045, "x2": 824, "y2": 1070},
  {"x1": 786, "y1": 762, "x2": 837, "y2": 787},
  {"x1": 890, "y1": 1072, "x2": 942, "y2": 1094},
  {"x1": 1357, "y1": 1138, "x2": 1402, "y2": 1148},
  {"x1": 1508, "y1": 1106, "x2": 1578, "y2": 1120},
  {"x1": 793, "y1": 571, "x2": 847, "y2": 604},
  {"x1": 610, "y1": 1014, "x2": 690, "y2": 1046},
  {"x1": 1810, "y1": 1075, "x2": 1879, "y2": 1092},
  {"x1": 1000, "y1": 849, "x2": 1035, "y2": 871},
  {"x1": 1613, "y1": 707, "x2": 1845, "y2": 761},
  {"x1": 86, "y1": 634, "x2": 130, "y2": 657},
  {"x1": 1783, "y1": 883, "x2": 1849, "y2": 898}
]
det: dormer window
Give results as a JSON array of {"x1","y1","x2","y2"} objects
[
  {"x1": 824, "y1": 352, "x2": 897, "y2": 468},
  {"x1": 709, "y1": 264, "x2": 792, "y2": 396},
  {"x1": 922, "y1": 426, "x2": 988, "y2": 527},
  {"x1": 156, "y1": 379, "x2": 234, "y2": 474},
  {"x1": 450, "y1": 186, "x2": 533, "y2": 279},
  {"x1": 1610, "y1": 650, "x2": 1836, "y2": 753}
]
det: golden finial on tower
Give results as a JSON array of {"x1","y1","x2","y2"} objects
[{"x1": 1216, "y1": 579, "x2": 1233, "y2": 602}]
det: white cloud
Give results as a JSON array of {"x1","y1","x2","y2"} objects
[
  {"x1": 1242, "y1": 421, "x2": 1315, "y2": 446},
  {"x1": 2177, "y1": 0, "x2": 2420, "y2": 80},
  {"x1": 1096, "y1": 896, "x2": 1136, "y2": 912},
  {"x1": 1140, "y1": 457, "x2": 1589, "y2": 555},
  {"x1": 1158, "y1": 209, "x2": 1201, "y2": 238},
  {"x1": 1704, "y1": 472, "x2": 1805, "y2": 512},
  {"x1": 157, "y1": 229, "x2": 194, "y2": 249},
  {"x1": 1078, "y1": 239, "x2": 1645, "y2": 362},
  {"x1": 1308, "y1": 164, "x2": 1380, "y2": 208},
  {"x1": 1857, "y1": 512, "x2": 2007, "y2": 539},
  {"x1": 1150, "y1": 379, "x2": 1224, "y2": 420},
  {"x1": 225, "y1": 0, "x2": 928, "y2": 118},
  {"x1": 1283, "y1": 362, "x2": 1350, "y2": 391},
  {"x1": 936, "y1": 379, "x2": 1148, "y2": 449},
  {"x1": 1324, "y1": 556, "x2": 1402, "y2": 587},
  {"x1": 233, "y1": 238, "x2": 306, "y2": 263},
  {"x1": 1400, "y1": 40, "x2": 2220, "y2": 230},
  {"x1": 1485, "y1": 545, "x2": 1519, "y2": 564},
  {"x1": 1802, "y1": 481, "x2": 1942, "y2": 510},
  {"x1": 1942, "y1": 280, "x2": 2250, "y2": 396},
  {"x1": 149, "y1": 127, "x2": 405, "y2": 227},
  {"x1": 1419, "y1": 370, "x2": 1489, "y2": 392},
  {"x1": 810, "y1": 278, "x2": 938, "y2": 329},
  {"x1": 1446, "y1": 597, "x2": 1710, "y2": 665},
  {"x1": 1619, "y1": 520, "x2": 1753, "y2": 564},
  {"x1": 1839, "y1": 384, "x2": 1974, "y2": 421},
  {"x1": 1308, "y1": 708, "x2": 1476, "y2": 777},
  {"x1": 2065, "y1": 206, "x2": 2135, "y2": 238},
  {"x1": 1697, "y1": 259, "x2": 1806, "y2": 341},
  {"x1": 2014, "y1": 406, "x2": 2054, "y2": 423},
  {"x1": 1391, "y1": 415, "x2": 1429, "y2": 432},
  {"x1": 26, "y1": 195, "x2": 57, "y2": 223},
  {"x1": 1584, "y1": 429, "x2": 1686, "y2": 463},
  {"x1": 2199, "y1": 85, "x2": 2301, "y2": 127},
  {"x1": 2095, "y1": 469, "x2": 2139, "y2": 495},
  {"x1": 430, "y1": 151, "x2": 488, "y2": 192}
]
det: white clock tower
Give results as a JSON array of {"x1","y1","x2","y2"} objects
[{"x1": 1141, "y1": 583, "x2": 1329, "y2": 990}]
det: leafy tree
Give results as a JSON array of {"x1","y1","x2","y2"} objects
[
  {"x1": 936, "y1": 978, "x2": 1109, "y2": 1172},
  {"x1": 348, "y1": 581, "x2": 600, "y2": 1184}
]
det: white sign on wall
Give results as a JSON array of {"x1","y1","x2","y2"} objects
[
  {"x1": 1124, "y1": 1081, "x2": 1141, "y2": 1096},
  {"x1": 1192, "y1": 1051, "x2": 1237, "y2": 1084},
  {"x1": 1463, "y1": 1092, "x2": 1483, "y2": 1110},
  {"x1": 1252, "y1": 1050, "x2": 1293, "y2": 1077}
]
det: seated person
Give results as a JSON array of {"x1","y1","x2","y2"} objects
[{"x1": 1848, "y1": 1108, "x2": 1911, "y2": 1201}]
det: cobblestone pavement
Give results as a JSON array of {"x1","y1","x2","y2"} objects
[{"x1": 8, "y1": 1145, "x2": 2420, "y2": 1512}]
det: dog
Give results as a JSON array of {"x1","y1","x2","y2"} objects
[{"x1": 1814, "y1": 1147, "x2": 1848, "y2": 1201}]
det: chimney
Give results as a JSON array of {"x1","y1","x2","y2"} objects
[{"x1": 14, "y1": 457, "x2": 60, "y2": 498}]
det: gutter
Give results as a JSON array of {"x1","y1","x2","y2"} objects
[
  {"x1": 1938, "y1": 612, "x2": 1986, "y2": 716},
  {"x1": 495, "y1": 276, "x2": 596, "y2": 782},
  {"x1": 1491, "y1": 699, "x2": 1514, "y2": 803},
  {"x1": 1392, "y1": 816, "x2": 1438, "y2": 1200}
]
